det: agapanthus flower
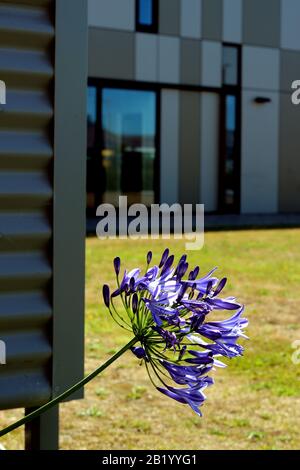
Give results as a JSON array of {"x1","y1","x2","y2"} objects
[{"x1": 102, "y1": 250, "x2": 248, "y2": 416}]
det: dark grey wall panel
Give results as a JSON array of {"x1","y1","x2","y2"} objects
[
  {"x1": 0, "y1": 0, "x2": 87, "y2": 411},
  {"x1": 280, "y1": 50, "x2": 300, "y2": 93},
  {"x1": 53, "y1": 0, "x2": 87, "y2": 400},
  {"x1": 243, "y1": 0, "x2": 280, "y2": 47},
  {"x1": 159, "y1": 0, "x2": 180, "y2": 36},
  {"x1": 179, "y1": 91, "x2": 201, "y2": 204},
  {"x1": 279, "y1": 93, "x2": 300, "y2": 212},
  {"x1": 180, "y1": 39, "x2": 201, "y2": 85},
  {"x1": 0, "y1": 2, "x2": 54, "y2": 49},
  {"x1": 0, "y1": 0, "x2": 54, "y2": 409},
  {"x1": 202, "y1": 0, "x2": 223, "y2": 41},
  {"x1": 89, "y1": 28, "x2": 134, "y2": 80}
]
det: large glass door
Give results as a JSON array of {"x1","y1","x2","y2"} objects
[{"x1": 87, "y1": 85, "x2": 157, "y2": 214}]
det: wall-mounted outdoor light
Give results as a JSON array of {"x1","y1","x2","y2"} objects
[{"x1": 253, "y1": 97, "x2": 272, "y2": 104}]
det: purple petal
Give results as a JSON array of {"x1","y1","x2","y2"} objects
[
  {"x1": 213, "y1": 277, "x2": 227, "y2": 296},
  {"x1": 102, "y1": 284, "x2": 110, "y2": 308},
  {"x1": 159, "y1": 248, "x2": 169, "y2": 268},
  {"x1": 113, "y1": 257, "x2": 121, "y2": 276}
]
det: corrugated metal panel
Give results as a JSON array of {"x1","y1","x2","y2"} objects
[{"x1": 0, "y1": 0, "x2": 54, "y2": 409}]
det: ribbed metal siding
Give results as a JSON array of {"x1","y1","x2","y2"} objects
[{"x1": 0, "y1": 0, "x2": 54, "y2": 409}]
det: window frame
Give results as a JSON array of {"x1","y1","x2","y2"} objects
[{"x1": 135, "y1": 0, "x2": 159, "y2": 34}]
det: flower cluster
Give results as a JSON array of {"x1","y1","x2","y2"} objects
[{"x1": 102, "y1": 249, "x2": 248, "y2": 416}]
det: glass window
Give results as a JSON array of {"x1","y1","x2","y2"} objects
[
  {"x1": 138, "y1": 0, "x2": 153, "y2": 25},
  {"x1": 101, "y1": 88, "x2": 157, "y2": 207},
  {"x1": 223, "y1": 46, "x2": 239, "y2": 86},
  {"x1": 224, "y1": 95, "x2": 239, "y2": 210},
  {"x1": 136, "y1": 0, "x2": 157, "y2": 32},
  {"x1": 87, "y1": 86, "x2": 100, "y2": 213}
]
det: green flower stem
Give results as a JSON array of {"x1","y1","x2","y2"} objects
[{"x1": 0, "y1": 336, "x2": 139, "y2": 438}]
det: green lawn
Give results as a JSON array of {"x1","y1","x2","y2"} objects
[{"x1": 1, "y1": 229, "x2": 300, "y2": 449}]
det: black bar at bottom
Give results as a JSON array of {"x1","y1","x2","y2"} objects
[{"x1": 0, "y1": 450, "x2": 298, "y2": 465}]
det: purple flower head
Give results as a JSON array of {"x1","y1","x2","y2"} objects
[{"x1": 102, "y1": 251, "x2": 248, "y2": 417}]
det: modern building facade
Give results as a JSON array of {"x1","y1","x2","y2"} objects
[{"x1": 87, "y1": 0, "x2": 300, "y2": 215}]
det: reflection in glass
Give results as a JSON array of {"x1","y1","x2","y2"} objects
[
  {"x1": 223, "y1": 47, "x2": 238, "y2": 86},
  {"x1": 224, "y1": 95, "x2": 237, "y2": 208},
  {"x1": 102, "y1": 88, "x2": 156, "y2": 206},
  {"x1": 138, "y1": 0, "x2": 153, "y2": 26},
  {"x1": 87, "y1": 86, "x2": 99, "y2": 212},
  {"x1": 87, "y1": 86, "x2": 97, "y2": 148}
]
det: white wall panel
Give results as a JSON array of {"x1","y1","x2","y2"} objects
[
  {"x1": 136, "y1": 33, "x2": 158, "y2": 81},
  {"x1": 159, "y1": 36, "x2": 180, "y2": 83},
  {"x1": 201, "y1": 41, "x2": 222, "y2": 87},
  {"x1": 160, "y1": 90, "x2": 180, "y2": 204},
  {"x1": 180, "y1": 0, "x2": 202, "y2": 39},
  {"x1": 281, "y1": 0, "x2": 300, "y2": 50},
  {"x1": 88, "y1": 0, "x2": 135, "y2": 31},
  {"x1": 223, "y1": 0, "x2": 242, "y2": 43},
  {"x1": 200, "y1": 93, "x2": 219, "y2": 211},
  {"x1": 241, "y1": 91, "x2": 279, "y2": 214}
]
